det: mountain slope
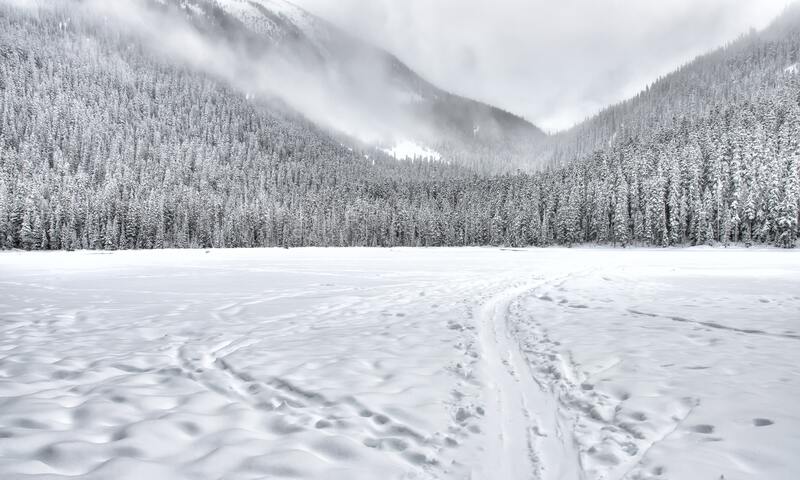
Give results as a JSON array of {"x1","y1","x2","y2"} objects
[
  {"x1": 539, "y1": 3, "x2": 800, "y2": 166},
  {"x1": 147, "y1": 0, "x2": 545, "y2": 171}
]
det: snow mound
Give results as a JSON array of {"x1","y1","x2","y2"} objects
[{"x1": 784, "y1": 63, "x2": 798, "y2": 74}]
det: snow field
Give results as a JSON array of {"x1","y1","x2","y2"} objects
[
  {"x1": 0, "y1": 248, "x2": 798, "y2": 479},
  {"x1": 381, "y1": 141, "x2": 442, "y2": 161}
]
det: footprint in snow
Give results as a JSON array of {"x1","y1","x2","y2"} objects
[
  {"x1": 753, "y1": 418, "x2": 774, "y2": 427},
  {"x1": 690, "y1": 424, "x2": 715, "y2": 434}
]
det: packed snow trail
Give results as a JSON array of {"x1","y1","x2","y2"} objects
[
  {"x1": 1, "y1": 248, "x2": 799, "y2": 480},
  {"x1": 471, "y1": 280, "x2": 583, "y2": 480}
]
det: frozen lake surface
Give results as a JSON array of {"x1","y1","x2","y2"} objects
[{"x1": 0, "y1": 248, "x2": 798, "y2": 480}]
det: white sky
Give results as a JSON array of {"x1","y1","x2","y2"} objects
[{"x1": 295, "y1": 0, "x2": 791, "y2": 132}]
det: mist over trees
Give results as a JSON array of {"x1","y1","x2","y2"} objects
[{"x1": 0, "y1": 2, "x2": 798, "y2": 250}]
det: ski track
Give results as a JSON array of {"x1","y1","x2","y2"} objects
[{"x1": 472, "y1": 278, "x2": 583, "y2": 480}]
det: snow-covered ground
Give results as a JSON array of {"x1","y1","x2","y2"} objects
[
  {"x1": 0, "y1": 248, "x2": 798, "y2": 480},
  {"x1": 382, "y1": 141, "x2": 442, "y2": 161}
]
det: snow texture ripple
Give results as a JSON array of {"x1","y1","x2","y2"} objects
[{"x1": 0, "y1": 248, "x2": 798, "y2": 479}]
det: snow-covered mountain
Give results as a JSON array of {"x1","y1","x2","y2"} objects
[
  {"x1": 537, "y1": 3, "x2": 800, "y2": 166},
  {"x1": 1, "y1": 0, "x2": 797, "y2": 251},
  {"x1": 151, "y1": 0, "x2": 544, "y2": 167}
]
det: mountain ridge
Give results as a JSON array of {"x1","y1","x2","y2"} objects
[
  {"x1": 536, "y1": 2, "x2": 800, "y2": 166},
  {"x1": 150, "y1": 0, "x2": 545, "y2": 171}
]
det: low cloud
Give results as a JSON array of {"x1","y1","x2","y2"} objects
[
  {"x1": 297, "y1": 0, "x2": 789, "y2": 132},
  {"x1": 80, "y1": 0, "x2": 430, "y2": 145}
]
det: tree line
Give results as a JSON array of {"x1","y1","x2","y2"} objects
[{"x1": 0, "y1": 4, "x2": 797, "y2": 250}]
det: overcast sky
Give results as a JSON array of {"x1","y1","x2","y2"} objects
[{"x1": 295, "y1": 0, "x2": 790, "y2": 132}]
